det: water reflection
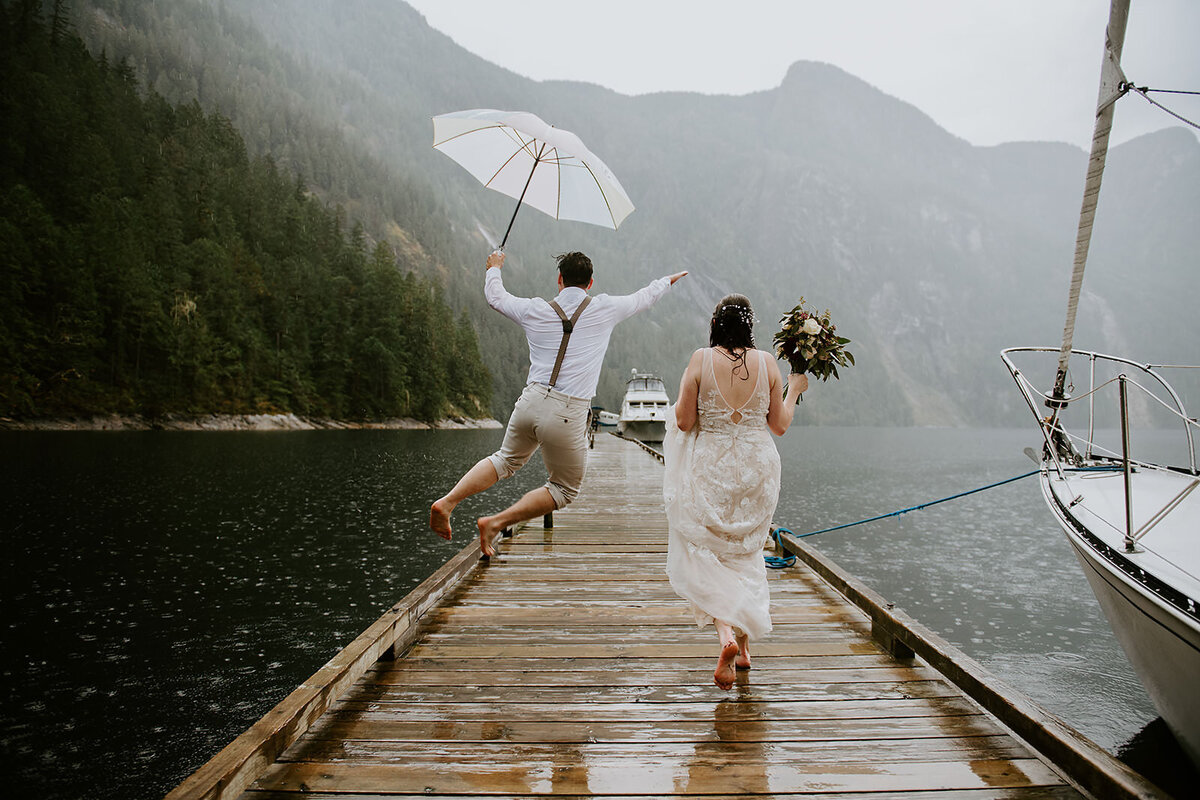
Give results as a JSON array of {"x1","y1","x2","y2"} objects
[
  {"x1": 679, "y1": 688, "x2": 771, "y2": 795},
  {"x1": 1118, "y1": 718, "x2": 1200, "y2": 798}
]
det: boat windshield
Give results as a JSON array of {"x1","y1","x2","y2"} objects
[{"x1": 628, "y1": 378, "x2": 665, "y2": 393}]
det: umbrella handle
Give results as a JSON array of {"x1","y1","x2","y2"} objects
[
  {"x1": 499, "y1": 201, "x2": 520, "y2": 250},
  {"x1": 499, "y1": 142, "x2": 546, "y2": 250}
]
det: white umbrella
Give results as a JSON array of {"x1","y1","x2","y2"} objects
[{"x1": 432, "y1": 109, "x2": 635, "y2": 249}]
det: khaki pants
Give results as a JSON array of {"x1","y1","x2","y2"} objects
[{"x1": 488, "y1": 383, "x2": 590, "y2": 508}]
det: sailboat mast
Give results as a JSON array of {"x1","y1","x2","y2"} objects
[{"x1": 1051, "y1": 0, "x2": 1132, "y2": 402}]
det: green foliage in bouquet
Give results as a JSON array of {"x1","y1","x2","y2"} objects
[{"x1": 773, "y1": 299, "x2": 855, "y2": 381}]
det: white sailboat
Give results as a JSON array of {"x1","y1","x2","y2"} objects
[{"x1": 1002, "y1": 0, "x2": 1200, "y2": 768}]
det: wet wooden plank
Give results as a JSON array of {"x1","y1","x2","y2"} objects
[
  {"x1": 277, "y1": 735, "x2": 1036, "y2": 765},
  {"x1": 246, "y1": 789, "x2": 1083, "y2": 800},
  {"x1": 413, "y1": 624, "x2": 876, "y2": 645},
  {"x1": 424, "y1": 604, "x2": 863, "y2": 624},
  {"x1": 337, "y1": 681, "x2": 959, "y2": 706},
  {"x1": 365, "y1": 664, "x2": 941, "y2": 687},
  {"x1": 440, "y1": 593, "x2": 835, "y2": 608},
  {"x1": 449, "y1": 580, "x2": 827, "y2": 596},
  {"x1": 402, "y1": 640, "x2": 884, "y2": 659},
  {"x1": 497, "y1": 543, "x2": 672, "y2": 552},
  {"x1": 329, "y1": 694, "x2": 981, "y2": 721},
  {"x1": 250, "y1": 757, "x2": 1066, "y2": 795},
  {"x1": 372, "y1": 653, "x2": 915, "y2": 671},
  {"x1": 291, "y1": 712, "x2": 1027, "y2": 744}
]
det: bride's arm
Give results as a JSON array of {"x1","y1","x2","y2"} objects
[
  {"x1": 675, "y1": 349, "x2": 704, "y2": 432},
  {"x1": 767, "y1": 356, "x2": 807, "y2": 435}
]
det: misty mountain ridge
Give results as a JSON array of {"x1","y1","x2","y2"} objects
[{"x1": 67, "y1": 0, "x2": 1200, "y2": 425}]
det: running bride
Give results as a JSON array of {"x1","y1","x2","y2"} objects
[{"x1": 663, "y1": 294, "x2": 806, "y2": 690}]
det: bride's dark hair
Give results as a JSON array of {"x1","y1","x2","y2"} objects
[{"x1": 709, "y1": 294, "x2": 756, "y2": 379}]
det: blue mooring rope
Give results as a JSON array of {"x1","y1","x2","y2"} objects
[
  {"x1": 763, "y1": 466, "x2": 1087, "y2": 568},
  {"x1": 765, "y1": 527, "x2": 797, "y2": 569},
  {"x1": 793, "y1": 469, "x2": 1044, "y2": 539},
  {"x1": 763, "y1": 465, "x2": 1126, "y2": 567}
]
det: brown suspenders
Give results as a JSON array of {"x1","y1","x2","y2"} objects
[{"x1": 546, "y1": 296, "x2": 592, "y2": 389}]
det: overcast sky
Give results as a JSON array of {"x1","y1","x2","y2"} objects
[{"x1": 404, "y1": 0, "x2": 1199, "y2": 149}]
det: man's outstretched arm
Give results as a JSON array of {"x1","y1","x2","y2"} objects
[{"x1": 608, "y1": 270, "x2": 688, "y2": 322}]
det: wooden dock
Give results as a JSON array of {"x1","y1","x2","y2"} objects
[{"x1": 169, "y1": 433, "x2": 1167, "y2": 799}]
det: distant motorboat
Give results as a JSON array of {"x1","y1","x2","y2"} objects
[
  {"x1": 617, "y1": 370, "x2": 669, "y2": 443},
  {"x1": 596, "y1": 411, "x2": 619, "y2": 427}
]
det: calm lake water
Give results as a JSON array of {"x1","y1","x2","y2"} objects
[{"x1": 0, "y1": 427, "x2": 1191, "y2": 798}]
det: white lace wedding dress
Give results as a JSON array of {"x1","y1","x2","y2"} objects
[{"x1": 663, "y1": 348, "x2": 781, "y2": 640}]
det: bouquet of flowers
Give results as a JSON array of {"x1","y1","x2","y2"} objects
[{"x1": 773, "y1": 298, "x2": 854, "y2": 381}]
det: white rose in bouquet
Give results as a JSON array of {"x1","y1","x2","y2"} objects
[{"x1": 802, "y1": 318, "x2": 823, "y2": 335}]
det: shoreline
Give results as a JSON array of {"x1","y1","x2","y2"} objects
[{"x1": 0, "y1": 413, "x2": 502, "y2": 432}]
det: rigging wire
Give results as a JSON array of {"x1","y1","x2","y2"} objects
[
  {"x1": 1133, "y1": 86, "x2": 1200, "y2": 96},
  {"x1": 1121, "y1": 82, "x2": 1200, "y2": 131}
]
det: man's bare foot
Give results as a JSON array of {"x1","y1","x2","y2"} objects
[
  {"x1": 476, "y1": 515, "x2": 504, "y2": 558},
  {"x1": 714, "y1": 640, "x2": 739, "y2": 690},
  {"x1": 735, "y1": 635, "x2": 751, "y2": 670},
  {"x1": 430, "y1": 498, "x2": 454, "y2": 540}
]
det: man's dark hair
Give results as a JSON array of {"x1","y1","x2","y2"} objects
[{"x1": 556, "y1": 252, "x2": 593, "y2": 288}]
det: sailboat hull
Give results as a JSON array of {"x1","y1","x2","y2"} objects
[{"x1": 1042, "y1": 472, "x2": 1200, "y2": 766}]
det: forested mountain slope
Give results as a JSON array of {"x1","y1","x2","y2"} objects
[
  {"x1": 44, "y1": 0, "x2": 1200, "y2": 423},
  {"x1": 0, "y1": 3, "x2": 490, "y2": 419}
]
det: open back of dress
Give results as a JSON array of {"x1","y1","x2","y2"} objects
[{"x1": 663, "y1": 349, "x2": 782, "y2": 639}]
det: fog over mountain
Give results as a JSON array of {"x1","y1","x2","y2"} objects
[{"x1": 69, "y1": 0, "x2": 1200, "y2": 425}]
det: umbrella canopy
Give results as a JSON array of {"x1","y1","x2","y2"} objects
[{"x1": 432, "y1": 109, "x2": 635, "y2": 248}]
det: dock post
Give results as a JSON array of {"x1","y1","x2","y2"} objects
[
  {"x1": 872, "y1": 610, "x2": 916, "y2": 660},
  {"x1": 543, "y1": 512, "x2": 553, "y2": 528}
]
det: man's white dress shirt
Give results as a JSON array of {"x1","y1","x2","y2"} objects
[{"x1": 485, "y1": 267, "x2": 673, "y2": 400}]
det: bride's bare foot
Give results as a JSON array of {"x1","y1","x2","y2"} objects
[
  {"x1": 476, "y1": 515, "x2": 503, "y2": 558},
  {"x1": 714, "y1": 640, "x2": 739, "y2": 690},
  {"x1": 735, "y1": 635, "x2": 751, "y2": 670},
  {"x1": 430, "y1": 498, "x2": 454, "y2": 540}
]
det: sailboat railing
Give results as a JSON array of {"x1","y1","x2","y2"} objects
[{"x1": 1002, "y1": 347, "x2": 1199, "y2": 477}]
